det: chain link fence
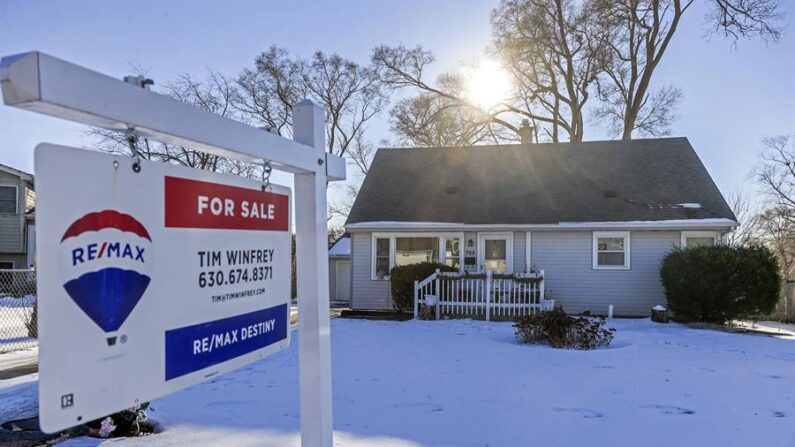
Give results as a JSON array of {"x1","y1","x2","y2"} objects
[{"x1": 0, "y1": 269, "x2": 37, "y2": 353}]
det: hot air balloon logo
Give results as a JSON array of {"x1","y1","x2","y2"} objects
[{"x1": 60, "y1": 210, "x2": 153, "y2": 333}]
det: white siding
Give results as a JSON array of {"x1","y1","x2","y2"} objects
[
  {"x1": 0, "y1": 171, "x2": 30, "y2": 254},
  {"x1": 532, "y1": 230, "x2": 679, "y2": 316},
  {"x1": 349, "y1": 229, "x2": 699, "y2": 316},
  {"x1": 0, "y1": 217, "x2": 20, "y2": 252},
  {"x1": 351, "y1": 233, "x2": 391, "y2": 310},
  {"x1": 513, "y1": 231, "x2": 526, "y2": 273}
]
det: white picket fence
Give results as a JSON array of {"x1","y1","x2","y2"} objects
[{"x1": 414, "y1": 270, "x2": 552, "y2": 321}]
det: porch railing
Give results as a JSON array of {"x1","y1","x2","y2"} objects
[{"x1": 414, "y1": 269, "x2": 551, "y2": 321}]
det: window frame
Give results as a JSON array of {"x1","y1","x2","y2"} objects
[
  {"x1": 442, "y1": 235, "x2": 463, "y2": 270},
  {"x1": 0, "y1": 185, "x2": 18, "y2": 214},
  {"x1": 370, "y1": 232, "x2": 464, "y2": 280},
  {"x1": 680, "y1": 231, "x2": 718, "y2": 248},
  {"x1": 592, "y1": 231, "x2": 631, "y2": 270},
  {"x1": 371, "y1": 235, "x2": 392, "y2": 280}
]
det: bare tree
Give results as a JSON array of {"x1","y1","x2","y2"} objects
[
  {"x1": 756, "y1": 206, "x2": 795, "y2": 280},
  {"x1": 302, "y1": 51, "x2": 389, "y2": 158},
  {"x1": 327, "y1": 184, "x2": 360, "y2": 223},
  {"x1": 754, "y1": 134, "x2": 795, "y2": 288},
  {"x1": 328, "y1": 225, "x2": 346, "y2": 247},
  {"x1": 707, "y1": 0, "x2": 784, "y2": 42},
  {"x1": 233, "y1": 46, "x2": 304, "y2": 137},
  {"x1": 492, "y1": 0, "x2": 609, "y2": 142},
  {"x1": 390, "y1": 91, "x2": 510, "y2": 147},
  {"x1": 593, "y1": 0, "x2": 783, "y2": 140},
  {"x1": 92, "y1": 48, "x2": 391, "y2": 223},
  {"x1": 237, "y1": 47, "x2": 389, "y2": 222},
  {"x1": 346, "y1": 133, "x2": 379, "y2": 176},
  {"x1": 724, "y1": 189, "x2": 761, "y2": 246},
  {"x1": 372, "y1": 46, "x2": 523, "y2": 143},
  {"x1": 757, "y1": 134, "x2": 795, "y2": 224},
  {"x1": 89, "y1": 70, "x2": 261, "y2": 178},
  {"x1": 373, "y1": 0, "x2": 609, "y2": 145},
  {"x1": 236, "y1": 46, "x2": 389, "y2": 161}
]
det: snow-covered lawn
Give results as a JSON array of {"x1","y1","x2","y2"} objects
[
  {"x1": 0, "y1": 295, "x2": 36, "y2": 353},
  {"x1": 3, "y1": 318, "x2": 795, "y2": 447}
]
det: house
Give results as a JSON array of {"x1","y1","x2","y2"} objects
[
  {"x1": 328, "y1": 233, "x2": 351, "y2": 304},
  {"x1": 344, "y1": 137, "x2": 737, "y2": 316},
  {"x1": 0, "y1": 163, "x2": 35, "y2": 269}
]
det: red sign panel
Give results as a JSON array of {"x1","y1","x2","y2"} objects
[{"x1": 164, "y1": 176, "x2": 289, "y2": 231}]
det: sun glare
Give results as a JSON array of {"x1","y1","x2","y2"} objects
[{"x1": 464, "y1": 59, "x2": 511, "y2": 109}]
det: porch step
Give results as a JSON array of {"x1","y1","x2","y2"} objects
[{"x1": 339, "y1": 310, "x2": 414, "y2": 321}]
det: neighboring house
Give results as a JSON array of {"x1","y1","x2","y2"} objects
[
  {"x1": 328, "y1": 233, "x2": 351, "y2": 304},
  {"x1": 345, "y1": 137, "x2": 737, "y2": 316},
  {"x1": 0, "y1": 163, "x2": 35, "y2": 269}
]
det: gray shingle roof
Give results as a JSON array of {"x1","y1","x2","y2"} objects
[{"x1": 346, "y1": 137, "x2": 735, "y2": 226}]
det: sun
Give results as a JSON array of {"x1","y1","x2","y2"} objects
[{"x1": 464, "y1": 59, "x2": 512, "y2": 109}]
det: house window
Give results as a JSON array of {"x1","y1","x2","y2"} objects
[
  {"x1": 484, "y1": 240, "x2": 508, "y2": 273},
  {"x1": 444, "y1": 237, "x2": 460, "y2": 269},
  {"x1": 371, "y1": 233, "x2": 464, "y2": 279},
  {"x1": 374, "y1": 237, "x2": 391, "y2": 279},
  {"x1": 395, "y1": 237, "x2": 439, "y2": 266},
  {"x1": 593, "y1": 231, "x2": 630, "y2": 269},
  {"x1": 0, "y1": 186, "x2": 16, "y2": 214},
  {"x1": 681, "y1": 231, "x2": 717, "y2": 248}
]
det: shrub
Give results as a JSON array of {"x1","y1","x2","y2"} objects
[
  {"x1": 74, "y1": 403, "x2": 160, "y2": 438},
  {"x1": 513, "y1": 306, "x2": 615, "y2": 349},
  {"x1": 389, "y1": 262, "x2": 457, "y2": 311},
  {"x1": 660, "y1": 244, "x2": 781, "y2": 323}
]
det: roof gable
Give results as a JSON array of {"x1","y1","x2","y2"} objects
[
  {"x1": 0, "y1": 163, "x2": 34, "y2": 181},
  {"x1": 346, "y1": 138, "x2": 735, "y2": 226}
]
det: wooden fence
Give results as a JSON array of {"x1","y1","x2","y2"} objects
[{"x1": 414, "y1": 270, "x2": 552, "y2": 321}]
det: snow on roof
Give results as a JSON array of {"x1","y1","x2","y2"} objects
[
  {"x1": 347, "y1": 218, "x2": 738, "y2": 230},
  {"x1": 329, "y1": 234, "x2": 351, "y2": 257}
]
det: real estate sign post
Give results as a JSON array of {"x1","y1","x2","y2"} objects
[{"x1": 0, "y1": 52, "x2": 342, "y2": 446}]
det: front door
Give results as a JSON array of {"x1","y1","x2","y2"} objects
[
  {"x1": 478, "y1": 233, "x2": 513, "y2": 274},
  {"x1": 335, "y1": 260, "x2": 351, "y2": 303}
]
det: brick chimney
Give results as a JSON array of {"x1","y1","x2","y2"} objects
[{"x1": 519, "y1": 119, "x2": 534, "y2": 144}]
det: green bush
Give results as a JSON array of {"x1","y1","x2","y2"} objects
[
  {"x1": 659, "y1": 245, "x2": 781, "y2": 323},
  {"x1": 389, "y1": 262, "x2": 457, "y2": 311}
]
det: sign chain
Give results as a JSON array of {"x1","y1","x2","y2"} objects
[
  {"x1": 125, "y1": 128, "x2": 143, "y2": 173},
  {"x1": 262, "y1": 160, "x2": 272, "y2": 191}
]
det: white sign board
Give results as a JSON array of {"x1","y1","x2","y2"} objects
[{"x1": 35, "y1": 144, "x2": 292, "y2": 433}]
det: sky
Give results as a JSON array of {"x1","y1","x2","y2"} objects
[{"x1": 1, "y1": 0, "x2": 794, "y2": 212}]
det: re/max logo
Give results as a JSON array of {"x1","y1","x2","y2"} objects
[{"x1": 71, "y1": 242, "x2": 146, "y2": 266}]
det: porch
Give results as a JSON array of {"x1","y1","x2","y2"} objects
[{"x1": 413, "y1": 269, "x2": 553, "y2": 321}]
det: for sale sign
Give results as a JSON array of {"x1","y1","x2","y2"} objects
[{"x1": 35, "y1": 144, "x2": 292, "y2": 433}]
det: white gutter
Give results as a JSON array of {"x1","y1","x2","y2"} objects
[{"x1": 346, "y1": 218, "x2": 739, "y2": 231}]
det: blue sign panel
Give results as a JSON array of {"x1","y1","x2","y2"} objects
[{"x1": 165, "y1": 304, "x2": 288, "y2": 380}]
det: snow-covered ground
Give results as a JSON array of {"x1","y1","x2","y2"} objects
[
  {"x1": 0, "y1": 295, "x2": 36, "y2": 353},
  {"x1": 2, "y1": 318, "x2": 795, "y2": 447},
  {"x1": 0, "y1": 371, "x2": 38, "y2": 423},
  {"x1": 0, "y1": 346, "x2": 37, "y2": 372}
]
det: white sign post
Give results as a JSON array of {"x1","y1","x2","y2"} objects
[{"x1": 1, "y1": 52, "x2": 342, "y2": 446}]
